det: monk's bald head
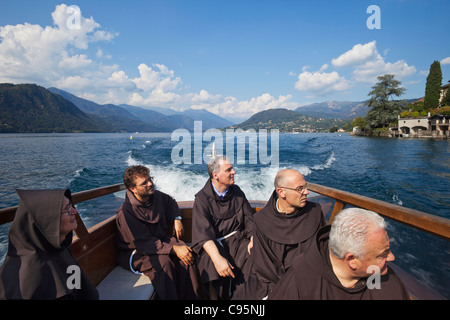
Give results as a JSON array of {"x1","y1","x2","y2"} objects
[
  {"x1": 274, "y1": 169, "x2": 309, "y2": 211},
  {"x1": 274, "y1": 169, "x2": 304, "y2": 189}
]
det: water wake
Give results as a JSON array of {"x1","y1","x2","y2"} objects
[{"x1": 124, "y1": 148, "x2": 336, "y2": 202}]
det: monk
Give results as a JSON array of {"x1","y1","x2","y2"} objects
[
  {"x1": 116, "y1": 165, "x2": 201, "y2": 300},
  {"x1": 269, "y1": 208, "x2": 409, "y2": 300},
  {"x1": 191, "y1": 156, "x2": 254, "y2": 299},
  {"x1": 233, "y1": 169, "x2": 325, "y2": 300},
  {"x1": 0, "y1": 189, "x2": 98, "y2": 300}
]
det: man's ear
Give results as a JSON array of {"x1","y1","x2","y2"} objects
[
  {"x1": 276, "y1": 187, "x2": 286, "y2": 199},
  {"x1": 344, "y1": 253, "x2": 358, "y2": 271}
]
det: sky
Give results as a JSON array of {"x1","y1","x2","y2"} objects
[{"x1": 0, "y1": 0, "x2": 449, "y2": 121}]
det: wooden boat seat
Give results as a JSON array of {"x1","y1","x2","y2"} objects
[{"x1": 96, "y1": 266, "x2": 154, "y2": 300}]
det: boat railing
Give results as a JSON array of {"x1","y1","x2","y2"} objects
[
  {"x1": 2, "y1": 182, "x2": 447, "y2": 240},
  {"x1": 308, "y1": 182, "x2": 450, "y2": 241},
  {"x1": 0, "y1": 183, "x2": 127, "y2": 226},
  {"x1": 0, "y1": 182, "x2": 449, "y2": 299}
]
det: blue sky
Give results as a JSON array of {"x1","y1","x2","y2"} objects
[{"x1": 0, "y1": 0, "x2": 449, "y2": 121}]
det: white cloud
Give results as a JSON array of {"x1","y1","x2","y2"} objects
[
  {"x1": 319, "y1": 64, "x2": 329, "y2": 72},
  {"x1": 0, "y1": 4, "x2": 117, "y2": 89},
  {"x1": 191, "y1": 90, "x2": 222, "y2": 103},
  {"x1": 332, "y1": 41, "x2": 378, "y2": 67},
  {"x1": 58, "y1": 51, "x2": 92, "y2": 71},
  {"x1": 294, "y1": 41, "x2": 417, "y2": 97},
  {"x1": 182, "y1": 92, "x2": 298, "y2": 119},
  {"x1": 212, "y1": 93, "x2": 298, "y2": 119},
  {"x1": 295, "y1": 70, "x2": 350, "y2": 94},
  {"x1": 292, "y1": 40, "x2": 416, "y2": 97},
  {"x1": 130, "y1": 63, "x2": 181, "y2": 93},
  {"x1": 353, "y1": 57, "x2": 416, "y2": 83},
  {"x1": 441, "y1": 57, "x2": 450, "y2": 65},
  {"x1": 108, "y1": 70, "x2": 129, "y2": 84},
  {"x1": 332, "y1": 41, "x2": 416, "y2": 83}
]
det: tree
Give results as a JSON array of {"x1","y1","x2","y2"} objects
[
  {"x1": 352, "y1": 117, "x2": 367, "y2": 130},
  {"x1": 423, "y1": 60, "x2": 442, "y2": 109},
  {"x1": 365, "y1": 74, "x2": 406, "y2": 129}
]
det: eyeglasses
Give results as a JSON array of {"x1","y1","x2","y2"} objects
[
  {"x1": 62, "y1": 202, "x2": 75, "y2": 215},
  {"x1": 279, "y1": 182, "x2": 309, "y2": 194},
  {"x1": 136, "y1": 176, "x2": 154, "y2": 187}
]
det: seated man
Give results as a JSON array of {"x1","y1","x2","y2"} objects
[
  {"x1": 191, "y1": 156, "x2": 254, "y2": 300},
  {"x1": 233, "y1": 169, "x2": 325, "y2": 300},
  {"x1": 116, "y1": 165, "x2": 201, "y2": 300},
  {"x1": 269, "y1": 208, "x2": 409, "y2": 300},
  {"x1": 0, "y1": 189, "x2": 98, "y2": 300}
]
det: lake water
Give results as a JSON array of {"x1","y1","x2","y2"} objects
[{"x1": 0, "y1": 132, "x2": 449, "y2": 298}]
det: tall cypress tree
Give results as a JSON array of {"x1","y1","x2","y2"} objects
[{"x1": 423, "y1": 60, "x2": 442, "y2": 109}]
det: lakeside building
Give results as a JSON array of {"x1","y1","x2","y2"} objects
[
  {"x1": 390, "y1": 113, "x2": 449, "y2": 138},
  {"x1": 390, "y1": 84, "x2": 450, "y2": 138}
]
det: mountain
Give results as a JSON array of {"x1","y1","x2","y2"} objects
[
  {"x1": 233, "y1": 108, "x2": 349, "y2": 132},
  {"x1": 295, "y1": 101, "x2": 370, "y2": 119},
  {"x1": 120, "y1": 104, "x2": 193, "y2": 130},
  {"x1": 121, "y1": 105, "x2": 233, "y2": 130},
  {"x1": 181, "y1": 109, "x2": 233, "y2": 128},
  {"x1": 2, "y1": 83, "x2": 416, "y2": 134},
  {"x1": 49, "y1": 87, "x2": 233, "y2": 131},
  {"x1": 48, "y1": 87, "x2": 166, "y2": 132},
  {"x1": 237, "y1": 108, "x2": 301, "y2": 127},
  {"x1": 0, "y1": 83, "x2": 109, "y2": 133},
  {"x1": 48, "y1": 88, "x2": 232, "y2": 132}
]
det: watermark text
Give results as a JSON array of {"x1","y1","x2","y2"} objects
[
  {"x1": 171, "y1": 121, "x2": 279, "y2": 167},
  {"x1": 367, "y1": 5, "x2": 381, "y2": 30}
]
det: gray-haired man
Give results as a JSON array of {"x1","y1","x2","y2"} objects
[
  {"x1": 269, "y1": 208, "x2": 409, "y2": 300},
  {"x1": 191, "y1": 156, "x2": 254, "y2": 299}
]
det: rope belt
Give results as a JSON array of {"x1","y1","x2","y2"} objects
[{"x1": 216, "y1": 230, "x2": 238, "y2": 247}]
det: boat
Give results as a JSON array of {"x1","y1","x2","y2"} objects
[{"x1": 0, "y1": 182, "x2": 449, "y2": 300}]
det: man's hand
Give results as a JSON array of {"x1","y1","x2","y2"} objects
[
  {"x1": 172, "y1": 245, "x2": 194, "y2": 266},
  {"x1": 247, "y1": 236, "x2": 253, "y2": 255},
  {"x1": 203, "y1": 240, "x2": 235, "y2": 278},
  {"x1": 174, "y1": 219, "x2": 184, "y2": 239},
  {"x1": 212, "y1": 255, "x2": 235, "y2": 278}
]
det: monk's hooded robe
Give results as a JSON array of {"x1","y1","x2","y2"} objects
[
  {"x1": 116, "y1": 189, "x2": 201, "y2": 300},
  {"x1": 191, "y1": 179, "x2": 254, "y2": 299},
  {"x1": 0, "y1": 189, "x2": 98, "y2": 300},
  {"x1": 269, "y1": 225, "x2": 409, "y2": 300},
  {"x1": 233, "y1": 190, "x2": 325, "y2": 300}
]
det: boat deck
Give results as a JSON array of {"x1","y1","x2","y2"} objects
[{"x1": 1, "y1": 183, "x2": 448, "y2": 299}]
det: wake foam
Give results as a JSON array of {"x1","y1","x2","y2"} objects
[
  {"x1": 312, "y1": 151, "x2": 336, "y2": 170},
  {"x1": 122, "y1": 146, "x2": 336, "y2": 202}
]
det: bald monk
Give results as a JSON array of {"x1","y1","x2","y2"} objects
[{"x1": 233, "y1": 169, "x2": 325, "y2": 300}]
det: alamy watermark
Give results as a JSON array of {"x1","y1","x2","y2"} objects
[
  {"x1": 66, "y1": 5, "x2": 81, "y2": 30},
  {"x1": 366, "y1": 5, "x2": 381, "y2": 30},
  {"x1": 366, "y1": 265, "x2": 381, "y2": 289},
  {"x1": 171, "y1": 121, "x2": 279, "y2": 167},
  {"x1": 66, "y1": 265, "x2": 81, "y2": 289}
]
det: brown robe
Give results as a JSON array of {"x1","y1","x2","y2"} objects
[
  {"x1": 191, "y1": 179, "x2": 254, "y2": 299},
  {"x1": 116, "y1": 189, "x2": 201, "y2": 300},
  {"x1": 0, "y1": 189, "x2": 98, "y2": 300},
  {"x1": 233, "y1": 190, "x2": 325, "y2": 300},
  {"x1": 269, "y1": 225, "x2": 409, "y2": 300}
]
